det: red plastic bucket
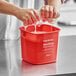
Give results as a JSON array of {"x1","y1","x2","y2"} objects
[{"x1": 20, "y1": 24, "x2": 60, "y2": 64}]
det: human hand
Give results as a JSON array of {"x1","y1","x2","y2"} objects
[
  {"x1": 15, "y1": 8, "x2": 40, "y2": 25},
  {"x1": 40, "y1": 5, "x2": 60, "y2": 22}
]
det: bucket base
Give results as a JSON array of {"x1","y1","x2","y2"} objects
[{"x1": 22, "y1": 59, "x2": 56, "y2": 65}]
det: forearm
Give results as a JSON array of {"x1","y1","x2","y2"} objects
[
  {"x1": 45, "y1": 0, "x2": 61, "y2": 9},
  {"x1": 0, "y1": 0, "x2": 21, "y2": 16}
]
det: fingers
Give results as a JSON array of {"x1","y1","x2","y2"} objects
[
  {"x1": 23, "y1": 16, "x2": 29, "y2": 25},
  {"x1": 40, "y1": 5, "x2": 53, "y2": 19},
  {"x1": 49, "y1": 6, "x2": 53, "y2": 18},
  {"x1": 53, "y1": 7, "x2": 60, "y2": 18},
  {"x1": 40, "y1": 6, "x2": 46, "y2": 18},
  {"x1": 32, "y1": 9, "x2": 40, "y2": 21},
  {"x1": 29, "y1": 9, "x2": 40, "y2": 24},
  {"x1": 40, "y1": 5, "x2": 60, "y2": 21},
  {"x1": 28, "y1": 11, "x2": 36, "y2": 24},
  {"x1": 23, "y1": 9, "x2": 40, "y2": 26},
  {"x1": 29, "y1": 9, "x2": 40, "y2": 22}
]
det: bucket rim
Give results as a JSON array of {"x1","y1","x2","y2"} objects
[{"x1": 19, "y1": 24, "x2": 61, "y2": 35}]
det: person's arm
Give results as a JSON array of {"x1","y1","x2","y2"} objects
[
  {"x1": 0, "y1": 0, "x2": 39, "y2": 25},
  {"x1": 45, "y1": 0, "x2": 61, "y2": 9},
  {"x1": 0, "y1": 0, "x2": 21, "y2": 16}
]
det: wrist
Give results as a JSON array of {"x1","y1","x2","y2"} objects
[
  {"x1": 46, "y1": 0, "x2": 61, "y2": 9},
  {"x1": 13, "y1": 7, "x2": 22, "y2": 17},
  {"x1": 44, "y1": 0, "x2": 62, "y2": 5}
]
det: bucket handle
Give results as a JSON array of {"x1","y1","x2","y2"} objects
[
  {"x1": 18, "y1": 26, "x2": 28, "y2": 40},
  {"x1": 17, "y1": 32, "x2": 25, "y2": 40}
]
